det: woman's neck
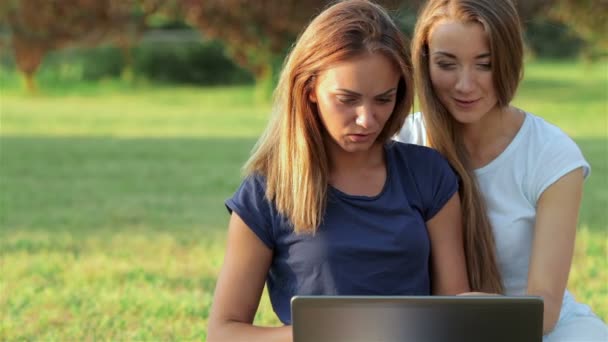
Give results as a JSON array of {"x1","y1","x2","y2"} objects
[
  {"x1": 326, "y1": 141, "x2": 385, "y2": 173},
  {"x1": 459, "y1": 106, "x2": 525, "y2": 168},
  {"x1": 325, "y1": 141, "x2": 387, "y2": 196}
]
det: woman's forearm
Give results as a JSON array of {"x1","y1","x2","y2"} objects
[
  {"x1": 527, "y1": 288, "x2": 562, "y2": 334},
  {"x1": 207, "y1": 322, "x2": 292, "y2": 342}
]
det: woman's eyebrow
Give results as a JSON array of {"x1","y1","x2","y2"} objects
[
  {"x1": 376, "y1": 88, "x2": 397, "y2": 97},
  {"x1": 475, "y1": 52, "x2": 491, "y2": 59},
  {"x1": 431, "y1": 51, "x2": 490, "y2": 59},
  {"x1": 335, "y1": 88, "x2": 361, "y2": 96},
  {"x1": 432, "y1": 51, "x2": 456, "y2": 58},
  {"x1": 336, "y1": 88, "x2": 397, "y2": 96}
]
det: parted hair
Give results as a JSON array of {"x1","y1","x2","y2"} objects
[
  {"x1": 412, "y1": 0, "x2": 524, "y2": 293},
  {"x1": 244, "y1": 0, "x2": 414, "y2": 233}
]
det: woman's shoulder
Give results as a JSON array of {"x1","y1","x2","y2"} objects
[
  {"x1": 524, "y1": 112, "x2": 578, "y2": 146},
  {"x1": 227, "y1": 172, "x2": 274, "y2": 212},
  {"x1": 234, "y1": 172, "x2": 268, "y2": 194},
  {"x1": 387, "y1": 142, "x2": 458, "y2": 220},
  {"x1": 521, "y1": 112, "x2": 587, "y2": 166},
  {"x1": 386, "y1": 141, "x2": 450, "y2": 171},
  {"x1": 518, "y1": 112, "x2": 590, "y2": 197},
  {"x1": 388, "y1": 140, "x2": 439, "y2": 157}
]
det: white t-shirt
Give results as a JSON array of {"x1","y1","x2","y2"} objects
[{"x1": 396, "y1": 112, "x2": 593, "y2": 322}]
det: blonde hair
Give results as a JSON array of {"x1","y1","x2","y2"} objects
[
  {"x1": 245, "y1": 0, "x2": 414, "y2": 234},
  {"x1": 412, "y1": 0, "x2": 524, "y2": 293}
]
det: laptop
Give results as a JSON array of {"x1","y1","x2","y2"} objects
[{"x1": 291, "y1": 295, "x2": 543, "y2": 342}]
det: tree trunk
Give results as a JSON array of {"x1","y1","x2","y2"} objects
[
  {"x1": 13, "y1": 36, "x2": 46, "y2": 94},
  {"x1": 24, "y1": 72, "x2": 37, "y2": 94},
  {"x1": 254, "y1": 64, "x2": 274, "y2": 103},
  {"x1": 120, "y1": 44, "x2": 134, "y2": 83},
  {"x1": 253, "y1": 54, "x2": 284, "y2": 103}
]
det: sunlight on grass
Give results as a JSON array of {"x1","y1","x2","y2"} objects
[
  {"x1": 0, "y1": 87, "x2": 271, "y2": 138},
  {"x1": 1, "y1": 229, "x2": 224, "y2": 340},
  {"x1": 1, "y1": 60, "x2": 606, "y2": 339},
  {"x1": 513, "y1": 61, "x2": 607, "y2": 138},
  {"x1": 568, "y1": 227, "x2": 608, "y2": 320}
]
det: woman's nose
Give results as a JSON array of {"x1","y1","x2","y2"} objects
[
  {"x1": 355, "y1": 105, "x2": 375, "y2": 128},
  {"x1": 455, "y1": 70, "x2": 475, "y2": 93}
]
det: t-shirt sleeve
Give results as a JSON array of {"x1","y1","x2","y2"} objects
[
  {"x1": 423, "y1": 150, "x2": 459, "y2": 221},
  {"x1": 530, "y1": 134, "x2": 591, "y2": 204},
  {"x1": 404, "y1": 146, "x2": 459, "y2": 221},
  {"x1": 225, "y1": 175, "x2": 276, "y2": 249}
]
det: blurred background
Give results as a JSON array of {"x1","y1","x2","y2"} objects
[{"x1": 0, "y1": 0, "x2": 606, "y2": 340}]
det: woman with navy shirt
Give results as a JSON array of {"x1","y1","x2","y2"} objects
[{"x1": 207, "y1": 1, "x2": 470, "y2": 341}]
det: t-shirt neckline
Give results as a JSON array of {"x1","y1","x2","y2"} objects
[{"x1": 329, "y1": 143, "x2": 392, "y2": 201}]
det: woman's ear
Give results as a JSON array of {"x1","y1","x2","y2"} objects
[
  {"x1": 307, "y1": 76, "x2": 318, "y2": 103},
  {"x1": 308, "y1": 89, "x2": 318, "y2": 103}
]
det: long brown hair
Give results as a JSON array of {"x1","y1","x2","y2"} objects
[
  {"x1": 245, "y1": 0, "x2": 414, "y2": 234},
  {"x1": 412, "y1": 0, "x2": 524, "y2": 293}
]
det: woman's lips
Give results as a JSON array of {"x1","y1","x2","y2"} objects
[
  {"x1": 453, "y1": 98, "x2": 479, "y2": 109},
  {"x1": 347, "y1": 133, "x2": 374, "y2": 143}
]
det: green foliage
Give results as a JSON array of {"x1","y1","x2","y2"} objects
[
  {"x1": 550, "y1": 0, "x2": 608, "y2": 54},
  {"x1": 0, "y1": 61, "x2": 606, "y2": 339},
  {"x1": 80, "y1": 46, "x2": 126, "y2": 80},
  {"x1": 0, "y1": 37, "x2": 254, "y2": 87},
  {"x1": 394, "y1": 3, "x2": 417, "y2": 37},
  {"x1": 179, "y1": 0, "x2": 403, "y2": 93},
  {"x1": 134, "y1": 39, "x2": 253, "y2": 85},
  {"x1": 525, "y1": 17, "x2": 586, "y2": 59}
]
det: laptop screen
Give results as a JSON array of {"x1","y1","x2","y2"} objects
[{"x1": 291, "y1": 295, "x2": 543, "y2": 342}]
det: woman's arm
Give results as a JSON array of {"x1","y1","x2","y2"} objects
[
  {"x1": 426, "y1": 192, "x2": 471, "y2": 295},
  {"x1": 207, "y1": 212, "x2": 293, "y2": 342},
  {"x1": 527, "y1": 168, "x2": 584, "y2": 334}
]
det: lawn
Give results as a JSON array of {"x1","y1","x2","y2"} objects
[{"x1": 0, "y1": 60, "x2": 606, "y2": 340}]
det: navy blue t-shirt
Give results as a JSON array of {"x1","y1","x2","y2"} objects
[{"x1": 225, "y1": 142, "x2": 458, "y2": 324}]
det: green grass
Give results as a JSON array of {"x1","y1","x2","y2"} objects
[
  {"x1": 1, "y1": 60, "x2": 607, "y2": 340},
  {"x1": 514, "y1": 60, "x2": 607, "y2": 138}
]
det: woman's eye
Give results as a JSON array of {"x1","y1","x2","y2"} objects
[
  {"x1": 338, "y1": 97, "x2": 357, "y2": 105},
  {"x1": 477, "y1": 63, "x2": 492, "y2": 70},
  {"x1": 376, "y1": 97, "x2": 393, "y2": 104},
  {"x1": 437, "y1": 62, "x2": 455, "y2": 70}
]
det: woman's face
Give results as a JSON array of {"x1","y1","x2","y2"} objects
[
  {"x1": 427, "y1": 19, "x2": 498, "y2": 124},
  {"x1": 309, "y1": 52, "x2": 400, "y2": 154}
]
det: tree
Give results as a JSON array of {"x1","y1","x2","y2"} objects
[
  {"x1": 179, "y1": 0, "x2": 402, "y2": 97},
  {"x1": 514, "y1": 0, "x2": 554, "y2": 23},
  {"x1": 3, "y1": 0, "x2": 163, "y2": 92},
  {"x1": 550, "y1": 0, "x2": 607, "y2": 58}
]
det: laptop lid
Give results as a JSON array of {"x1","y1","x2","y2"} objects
[{"x1": 291, "y1": 295, "x2": 543, "y2": 342}]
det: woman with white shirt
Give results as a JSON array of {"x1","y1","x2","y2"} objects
[{"x1": 396, "y1": 0, "x2": 607, "y2": 340}]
